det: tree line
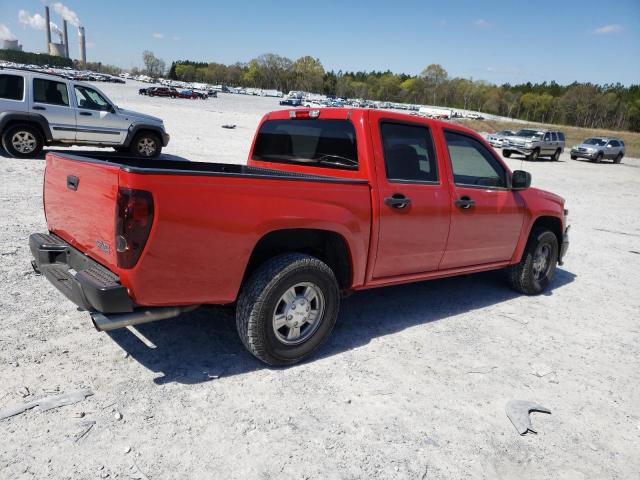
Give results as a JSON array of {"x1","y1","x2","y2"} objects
[{"x1": 159, "y1": 52, "x2": 640, "y2": 132}]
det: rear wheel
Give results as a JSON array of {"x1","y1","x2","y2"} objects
[
  {"x1": 129, "y1": 132, "x2": 161, "y2": 158},
  {"x1": 508, "y1": 228, "x2": 558, "y2": 295},
  {"x1": 2, "y1": 124, "x2": 44, "y2": 159},
  {"x1": 503, "y1": 150, "x2": 511, "y2": 158},
  {"x1": 551, "y1": 148, "x2": 561, "y2": 161},
  {"x1": 570, "y1": 155, "x2": 577, "y2": 160},
  {"x1": 527, "y1": 148, "x2": 540, "y2": 161},
  {"x1": 236, "y1": 253, "x2": 340, "y2": 366},
  {"x1": 614, "y1": 153, "x2": 623, "y2": 164}
]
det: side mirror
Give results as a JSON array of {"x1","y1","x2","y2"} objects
[{"x1": 512, "y1": 170, "x2": 531, "y2": 190}]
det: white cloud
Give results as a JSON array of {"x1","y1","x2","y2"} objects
[
  {"x1": 0, "y1": 23, "x2": 17, "y2": 41},
  {"x1": 18, "y1": 10, "x2": 47, "y2": 31},
  {"x1": 52, "y1": 2, "x2": 81, "y2": 27},
  {"x1": 592, "y1": 24, "x2": 623, "y2": 35},
  {"x1": 152, "y1": 32, "x2": 164, "y2": 39},
  {"x1": 473, "y1": 19, "x2": 491, "y2": 29}
]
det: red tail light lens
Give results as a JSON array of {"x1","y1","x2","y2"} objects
[{"x1": 115, "y1": 188, "x2": 154, "y2": 268}]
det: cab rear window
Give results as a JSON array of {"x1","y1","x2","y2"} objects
[{"x1": 252, "y1": 119, "x2": 358, "y2": 170}]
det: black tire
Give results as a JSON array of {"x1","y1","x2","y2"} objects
[
  {"x1": 236, "y1": 253, "x2": 340, "y2": 366},
  {"x1": 129, "y1": 132, "x2": 162, "y2": 158},
  {"x1": 594, "y1": 152, "x2": 603, "y2": 163},
  {"x1": 1, "y1": 124, "x2": 44, "y2": 159},
  {"x1": 503, "y1": 149, "x2": 511, "y2": 158},
  {"x1": 507, "y1": 228, "x2": 558, "y2": 295},
  {"x1": 551, "y1": 149, "x2": 561, "y2": 161},
  {"x1": 614, "y1": 153, "x2": 623, "y2": 164},
  {"x1": 527, "y1": 148, "x2": 540, "y2": 161},
  {"x1": 570, "y1": 155, "x2": 577, "y2": 160}
]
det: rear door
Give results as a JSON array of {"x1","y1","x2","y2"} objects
[
  {"x1": 72, "y1": 84, "x2": 128, "y2": 144},
  {"x1": 370, "y1": 116, "x2": 451, "y2": 278},
  {"x1": 30, "y1": 76, "x2": 76, "y2": 141},
  {"x1": 440, "y1": 130, "x2": 524, "y2": 269},
  {"x1": 44, "y1": 154, "x2": 120, "y2": 268}
]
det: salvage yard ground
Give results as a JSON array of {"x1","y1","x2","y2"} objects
[{"x1": 1, "y1": 81, "x2": 639, "y2": 479}]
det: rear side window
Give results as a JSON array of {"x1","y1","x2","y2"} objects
[
  {"x1": 0, "y1": 74, "x2": 24, "y2": 100},
  {"x1": 557, "y1": 132, "x2": 565, "y2": 141},
  {"x1": 252, "y1": 119, "x2": 358, "y2": 170},
  {"x1": 609, "y1": 140, "x2": 619, "y2": 147},
  {"x1": 551, "y1": 132, "x2": 557, "y2": 141},
  {"x1": 380, "y1": 121, "x2": 438, "y2": 182},
  {"x1": 33, "y1": 78, "x2": 69, "y2": 106},
  {"x1": 445, "y1": 131, "x2": 506, "y2": 188}
]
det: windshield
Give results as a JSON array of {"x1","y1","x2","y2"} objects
[
  {"x1": 515, "y1": 129, "x2": 543, "y2": 139},
  {"x1": 584, "y1": 138, "x2": 607, "y2": 146},
  {"x1": 253, "y1": 119, "x2": 358, "y2": 170}
]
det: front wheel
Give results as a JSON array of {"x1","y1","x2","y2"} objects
[
  {"x1": 594, "y1": 152, "x2": 603, "y2": 163},
  {"x1": 570, "y1": 155, "x2": 577, "y2": 160},
  {"x1": 527, "y1": 148, "x2": 540, "y2": 161},
  {"x1": 129, "y1": 132, "x2": 162, "y2": 158},
  {"x1": 236, "y1": 253, "x2": 340, "y2": 366},
  {"x1": 503, "y1": 150, "x2": 511, "y2": 158},
  {"x1": 507, "y1": 228, "x2": 558, "y2": 295}
]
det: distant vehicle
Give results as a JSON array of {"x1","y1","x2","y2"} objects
[
  {"x1": 280, "y1": 97, "x2": 302, "y2": 106},
  {"x1": 207, "y1": 90, "x2": 218, "y2": 98},
  {"x1": 0, "y1": 68, "x2": 169, "y2": 158},
  {"x1": 570, "y1": 137, "x2": 625, "y2": 163},
  {"x1": 487, "y1": 130, "x2": 516, "y2": 148},
  {"x1": 503, "y1": 129, "x2": 565, "y2": 161},
  {"x1": 176, "y1": 89, "x2": 206, "y2": 100},
  {"x1": 465, "y1": 113, "x2": 485, "y2": 120},
  {"x1": 138, "y1": 87, "x2": 148, "y2": 95},
  {"x1": 147, "y1": 87, "x2": 177, "y2": 98},
  {"x1": 419, "y1": 106, "x2": 453, "y2": 119}
]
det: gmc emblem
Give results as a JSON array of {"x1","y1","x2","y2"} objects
[{"x1": 96, "y1": 240, "x2": 110, "y2": 254}]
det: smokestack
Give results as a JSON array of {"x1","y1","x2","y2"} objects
[
  {"x1": 45, "y1": 6, "x2": 51, "y2": 53},
  {"x1": 78, "y1": 26, "x2": 86, "y2": 65},
  {"x1": 63, "y1": 20, "x2": 69, "y2": 57}
]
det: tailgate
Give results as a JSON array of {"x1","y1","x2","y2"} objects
[{"x1": 44, "y1": 153, "x2": 120, "y2": 269}]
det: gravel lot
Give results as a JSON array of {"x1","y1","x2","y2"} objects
[{"x1": 1, "y1": 81, "x2": 639, "y2": 479}]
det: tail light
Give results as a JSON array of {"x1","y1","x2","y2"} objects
[
  {"x1": 115, "y1": 188, "x2": 154, "y2": 268},
  {"x1": 289, "y1": 109, "x2": 320, "y2": 119}
]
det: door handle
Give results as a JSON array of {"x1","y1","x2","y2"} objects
[
  {"x1": 33, "y1": 106, "x2": 46, "y2": 111},
  {"x1": 455, "y1": 196, "x2": 475, "y2": 209},
  {"x1": 79, "y1": 111, "x2": 92, "y2": 116},
  {"x1": 67, "y1": 175, "x2": 79, "y2": 191},
  {"x1": 384, "y1": 194, "x2": 411, "y2": 209}
]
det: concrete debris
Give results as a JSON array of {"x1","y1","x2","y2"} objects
[
  {"x1": 222, "y1": 124, "x2": 236, "y2": 129},
  {"x1": 505, "y1": 400, "x2": 551, "y2": 435},
  {"x1": 114, "y1": 411, "x2": 123, "y2": 421},
  {"x1": 16, "y1": 386, "x2": 30, "y2": 397},
  {"x1": 0, "y1": 389, "x2": 94, "y2": 421},
  {"x1": 74, "y1": 420, "x2": 96, "y2": 442}
]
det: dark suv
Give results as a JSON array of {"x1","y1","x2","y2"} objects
[{"x1": 146, "y1": 87, "x2": 177, "y2": 98}]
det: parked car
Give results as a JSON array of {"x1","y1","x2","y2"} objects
[
  {"x1": 570, "y1": 137, "x2": 625, "y2": 163},
  {"x1": 0, "y1": 68, "x2": 169, "y2": 158},
  {"x1": 29, "y1": 108, "x2": 569, "y2": 366},
  {"x1": 138, "y1": 87, "x2": 148, "y2": 95},
  {"x1": 207, "y1": 90, "x2": 218, "y2": 98},
  {"x1": 176, "y1": 89, "x2": 203, "y2": 99},
  {"x1": 279, "y1": 97, "x2": 302, "y2": 106},
  {"x1": 503, "y1": 129, "x2": 565, "y2": 161},
  {"x1": 146, "y1": 87, "x2": 177, "y2": 98},
  {"x1": 487, "y1": 130, "x2": 516, "y2": 148}
]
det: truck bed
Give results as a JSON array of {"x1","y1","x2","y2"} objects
[{"x1": 43, "y1": 152, "x2": 372, "y2": 307}]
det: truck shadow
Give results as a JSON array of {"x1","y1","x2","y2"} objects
[{"x1": 107, "y1": 268, "x2": 575, "y2": 384}]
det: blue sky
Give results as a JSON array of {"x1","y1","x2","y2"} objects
[{"x1": 2, "y1": 0, "x2": 639, "y2": 85}]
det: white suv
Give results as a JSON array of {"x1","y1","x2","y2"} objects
[{"x1": 0, "y1": 68, "x2": 169, "y2": 158}]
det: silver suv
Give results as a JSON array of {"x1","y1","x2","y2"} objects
[
  {"x1": 570, "y1": 137, "x2": 625, "y2": 163},
  {"x1": 502, "y1": 129, "x2": 565, "y2": 161},
  {"x1": 0, "y1": 68, "x2": 169, "y2": 158}
]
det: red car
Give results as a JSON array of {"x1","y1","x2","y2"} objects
[
  {"x1": 30, "y1": 108, "x2": 569, "y2": 365},
  {"x1": 176, "y1": 89, "x2": 207, "y2": 99},
  {"x1": 146, "y1": 87, "x2": 177, "y2": 98}
]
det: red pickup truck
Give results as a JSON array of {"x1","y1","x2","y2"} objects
[{"x1": 30, "y1": 108, "x2": 569, "y2": 365}]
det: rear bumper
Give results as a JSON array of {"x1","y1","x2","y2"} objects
[{"x1": 29, "y1": 233, "x2": 133, "y2": 313}]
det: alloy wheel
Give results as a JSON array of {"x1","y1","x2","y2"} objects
[
  {"x1": 272, "y1": 282, "x2": 325, "y2": 345},
  {"x1": 11, "y1": 131, "x2": 37, "y2": 154}
]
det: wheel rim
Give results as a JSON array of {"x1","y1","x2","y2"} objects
[
  {"x1": 532, "y1": 150, "x2": 539, "y2": 160},
  {"x1": 11, "y1": 131, "x2": 37, "y2": 154},
  {"x1": 532, "y1": 244, "x2": 552, "y2": 281},
  {"x1": 272, "y1": 282, "x2": 325, "y2": 345},
  {"x1": 137, "y1": 137, "x2": 156, "y2": 156}
]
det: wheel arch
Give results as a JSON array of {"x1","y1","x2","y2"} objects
[
  {"x1": 243, "y1": 228, "x2": 353, "y2": 291},
  {"x1": 0, "y1": 112, "x2": 52, "y2": 142},
  {"x1": 513, "y1": 215, "x2": 564, "y2": 264},
  {"x1": 123, "y1": 124, "x2": 166, "y2": 147}
]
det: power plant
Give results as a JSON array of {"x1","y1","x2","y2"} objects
[
  {"x1": 2, "y1": 39, "x2": 23, "y2": 51},
  {"x1": 41, "y1": 5, "x2": 86, "y2": 64}
]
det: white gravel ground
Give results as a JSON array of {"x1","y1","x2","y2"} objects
[{"x1": 1, "y1": 81, "x2": 639, "y2": 480}]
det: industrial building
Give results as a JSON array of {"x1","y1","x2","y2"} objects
[
  {"x1": 43, "y1": 5, "x2": 86, "y2": 63},
  {"x1": 2, "y1": 39, "x2": 23, "y2": 51}
]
